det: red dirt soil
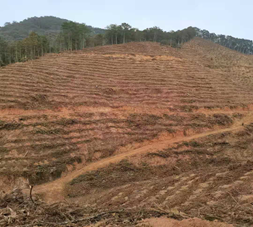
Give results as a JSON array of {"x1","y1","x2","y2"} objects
[
  {"x1": 30, "y1": 111, "x2": 253, "y2": 203},
  {"x1": 140, "y1": 217, "x2": 233, "y2": 227},
  {"x1": 1, "y1": 39, "x2": 253, "y2": 226}
]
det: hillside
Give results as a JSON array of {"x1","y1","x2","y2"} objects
[
  {"x1": 196, "y1": 28, "x2": 253, "y2": 54},
  {"x1": 181, "y1": 38, "x2": 253, "y2": 88},
  {"x1": 0, "y1": 39, "x2": 253, "y2": 226},
  {"x1": 0, "y1": 16, "x2": 105, "y2": 41}
]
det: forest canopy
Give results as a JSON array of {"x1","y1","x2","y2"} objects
[
  {"x1": 0, "y1": 19, "x2": 196, "y2": 66},
  {"x1": 1, "y1": 16, "x2": 253, "y2": 67}
]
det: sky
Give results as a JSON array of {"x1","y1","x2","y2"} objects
[{"x1": 1, "y1": 0, "x2": 253, "y2": 40}]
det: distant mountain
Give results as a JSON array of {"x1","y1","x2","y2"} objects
[
  {"x1": 0, "y1": 16, "x2": 105, "y2": 41},
  {"x1": 195, "y1": 28, "x2": 253, "y2": 55}
]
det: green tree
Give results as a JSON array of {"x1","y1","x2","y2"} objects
[
  {"x1": 94, "y1": 34, "x2": 104, "y2": 46},
  {"x1": 0, "y1": 37, "x2": 8, "y2": 66},
  {"x1": 105, "y1": 24, "x2": 120, "y2": 45},
  {"x1": 61, "y1": 22, "x2": 90, "y2": 51},
  {"x1": 143, "y1": 27, "x2": 164, "y2": 42},
  {"x1": 121, "y1": 23, "x2": 131, "y2": 43}
]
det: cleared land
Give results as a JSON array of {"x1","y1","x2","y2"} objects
[{"x1": 1, "y1": 38, "x2": 253, "y2": 226}]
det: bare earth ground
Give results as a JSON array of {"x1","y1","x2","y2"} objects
[
  {"x1": 1, "y1": 38, "x2": 253, "y2": 226},
  {"x1": 139, "y1": 217, "x2": 233, "y2": 227},
  {"x1": 29, "y1": 111, "x2": 253, "y2": 203}
]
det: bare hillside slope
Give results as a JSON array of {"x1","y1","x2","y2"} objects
[{"x1": 1, "y1": 39, "x2": 253, "y2": 226}]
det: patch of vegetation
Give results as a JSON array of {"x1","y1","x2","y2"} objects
[
  {"x1": 245, "y1": 123, "x2": 253, "y2": 133},
  {"x1": 0, "y1": 120, "x2": 22, "y2": 130},
  {"x1": 57, "y1": 118, "x2": 79, "y2": 126},
  {"x1": 203, "y1": 106, "x2": 215, "y2": 110},
  {"x1": 163, "y1": 114, "x2": 185, "y2": 122},
  {"x1": 213, "y1": 141, "x2": 230, "y2": 146},
  {"x1": 50, "y1": 147, "x2": 79, "y2": 158},
  {"x1": 147, "y1": 151, "x2": 170, "y2": 158},
  {"x1": 71, "y1": 112, "x2": 95, "y2": 118},
  {"x1": 26, "y1": 164, "x2": 66, "y2": 185},
  {"x1": 25, "y1": 156, "x2": 82, "y2": 185},
  {"x1": 31, "y1": 142, "x2": 67, "y2": 151},
  {"x1": 182, "y1": 141, "x2": 189, "y2": 146},
  {"x1": 30, "y1": 94, "x2": 49, "y2": 103},
  {"x1": 180, "y1": 99, "x2": 196, "y2": 104},
  {"x1": 179, "y1": 149, "x2": 209, "y2": 155},
  {"x1": 0, "y1": 146, "x2": 8, "y2": 154},
  {"x1": 186, "y1": 122, "x2": 207, "y2": 128},
  {"x1": 235, "y1": 130, "x2": 251, "y2": 137},
  {"x1": 18, "y1": 116, "x2": 31, "y2": 121},
  {"x1": 183, "y1": 140, "x2": 201, "y2": 147},
  {"x1": 208, "y1": 114, "x2": 233, "y2": 126},
  {"x1": 179, "y1": 105, "x2": 199, "y2": 112},
  {"x1": 189, "y1": 141, "x2": 201, "y2": 147},
  {"x1": 189, "y1": 113, "x2": 233, "y2": 127},
  {"x1": 166, "y1": 128, "x2": 176, "y2": 133},
  {"x1": 232, "y1": 113, "x2": 244, "y2": 119},
  {"x1": 66, "y1": 158, "x2": 194, "y2": 198},
  {"x1": 34, "y1": 128, "x2": 65, "y2": 135},
  {"x1": 127, "y1": 114, "x2": 162, "y2": 126},
  {"x1": 69, "y1": 159, "x2": 150, "y2": 188}
]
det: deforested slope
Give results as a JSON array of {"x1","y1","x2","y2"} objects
[
  {"x1": 181, "y1": 37, "x2": 253, "y2": 89},
  {"x1": 1, "y1": 40, "x2": 253, "y2": 111},
  {"x1": 1, "y1": 39, "x2": 253, "y2": 183},
  {"x1": 1, "y1": 38, "x2": 253, "y2": 226}
]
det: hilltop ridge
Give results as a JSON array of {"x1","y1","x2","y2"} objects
[{"x1": 0, "y1": 16, "x2": 105, "y2": 41}]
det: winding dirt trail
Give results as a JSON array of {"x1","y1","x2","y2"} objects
[{"x1": 29, "y1": 112, "x2": 253, "y2": 204}]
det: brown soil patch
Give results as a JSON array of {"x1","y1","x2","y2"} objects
[
  {"x1": 29, "y1": 112, "x2": 252, "y2": 203},
  {"x1": 140, "y1": 217, "x2": 233, "y2": 227}
]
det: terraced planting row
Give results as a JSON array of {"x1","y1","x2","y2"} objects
[
  {"x1": 1, "y1": 40, "x2": 253, "y2": 226},
  {"x1": 66, "y1": 123, "x2": 253, "y2": 226},
  {"x1": 0, "y1": 108, "x2": 237, "y2": 185},
  {"x1": 1, "y1": 41, "x2": 253, "y2": 110}
]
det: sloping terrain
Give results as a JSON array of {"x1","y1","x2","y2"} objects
[
  {"x1": 1, "y1": 38, "x2": 253, "y2": 226},
  {"x1": 65, "y1": 122, "x2": 253, "y2": 225},
  {"x1": 1, "y1": 41, "x2": 253, "y2": 110},
  {"x1": 0, "y1": 16, "x2": 105, "y2": 41},
  {"x1": 181, "y1": 38, "x2": 253, "y2": 89}
]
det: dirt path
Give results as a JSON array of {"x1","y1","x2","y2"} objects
[{"x1": 28, "y1": 112, "x2": 253, "y2": 203}]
